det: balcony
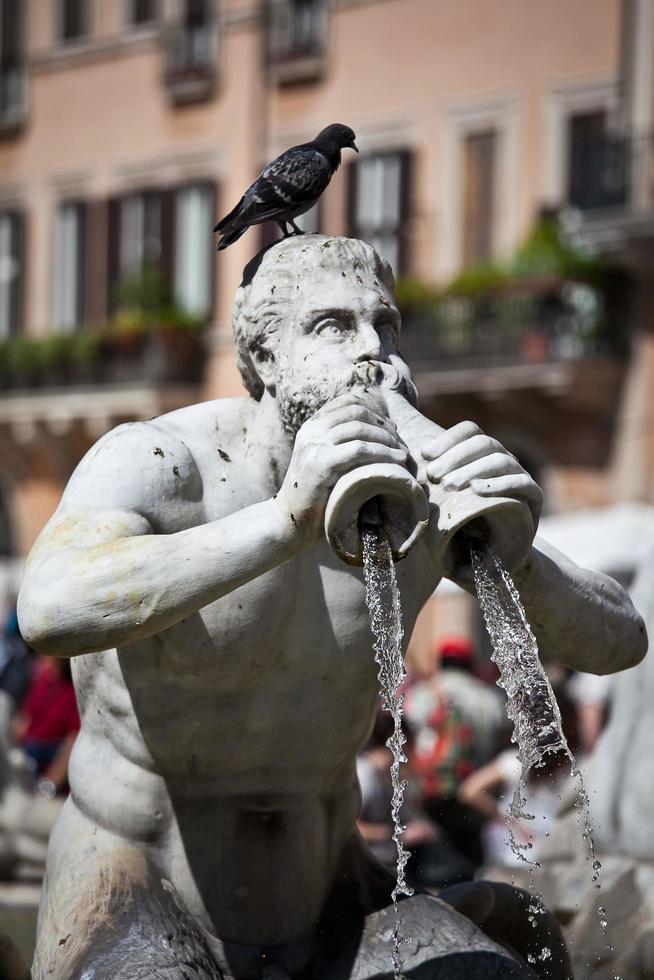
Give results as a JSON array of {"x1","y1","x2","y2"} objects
[
  {"x1": 566, "y1": 133, "x2": 654, "y2": 259},
  {"x1": 266, "y1": 0, "x2": 327, "y2": 86},
  {"x1": 0, "y1": 323, "x2": 206, "y2": 441},
  {"x1": 0, "y1": 64, "x2": 27, "y2": 137},
  {"x1": 164, "y1": 21, "x2": 218, "y2": 104},
  {"x1": 399, "y1": 271, "x2": 629, "y2": 403}
]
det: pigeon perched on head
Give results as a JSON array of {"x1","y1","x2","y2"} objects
[{"x1": 214, "y1": 123, "x2": 358, "y2": 251}]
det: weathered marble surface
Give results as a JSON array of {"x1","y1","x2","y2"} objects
[{"x1": 16, "y1": 236, "x2": 645, "y2": 978}]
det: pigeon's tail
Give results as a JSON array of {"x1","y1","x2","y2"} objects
[
  {"x1": 213, "y1": 196, "x2": 244, "y2": 233},
  {"x1": 217, "y1": 225, "x2": 249, "y2": 251}
]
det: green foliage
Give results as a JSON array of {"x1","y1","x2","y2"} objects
[
  {"x1": 395, "y1": 214, "x2": 611, "y2": 316},
  {"x1": 510, "y1": 214, "x2": 606, "y2": 282},
  {"x1": 112, "y1": 265, "x2": 205, "y2": 333}
]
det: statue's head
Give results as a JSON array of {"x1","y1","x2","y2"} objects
[{"x1": 232, "y1": 235, "x2": 406, "y2": 433}]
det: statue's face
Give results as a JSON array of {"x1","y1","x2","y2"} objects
[{"x1": 272, "y1": 262, "x2": 406, "y2": 434}]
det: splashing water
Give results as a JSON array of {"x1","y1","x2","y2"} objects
[
  {"x1": 470, "y1": 540, "x2": 607, "y2": 940},
  {"x1": 361, "y1": 521, "x2": 413, "y2": 980}
]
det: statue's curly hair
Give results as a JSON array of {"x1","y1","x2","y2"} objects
[{"x1": 232, "y1": 235, "x2": 395, "y2": 400}]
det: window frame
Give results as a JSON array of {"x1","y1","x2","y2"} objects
[
  {"x1": 52, "y1": 200, "x2": 87, "y2": 333},
  {"x1": 58, "y1": 0, "x2": 89, "y2": 44},
  {"x1": 347, "y1": 149, "x2": 412, "y2": 276},
  {"x1": 128, "y1": 0, "x2": 158, "y2": 27},
  {"x1": 542, "y1": 79, "x2": 618, "y2": 206},
  {"x1": 439, "y1": 97, "x2": 519, "y2": 280},
  {"x1": 0, "y1": 209, "x2": 23, "y2": 339},
  {"x1": 173, "y1": 180, "x2": 216, "y2": 321}
]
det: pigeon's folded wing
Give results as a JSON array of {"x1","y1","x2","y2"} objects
[
  {"x1": 238, "y1": 149, "x2": 331, "y2": 223},
  {"x1": 213, "y1": 147, "x2": 331, "y2": 235}
]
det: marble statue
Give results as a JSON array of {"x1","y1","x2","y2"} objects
[
  {"x1": 528, "y1": 546, "x2": 654, "y2": 978},
  {"x1": 16, "y1": 236, "x2": 646, "y2": 979}
]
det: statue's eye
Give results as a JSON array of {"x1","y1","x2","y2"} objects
[
  {"x1": 316, "y1": 319, "x2": 348, "y2": 337},
  {"x1": 376, "y1": 321, "x2": 398, "y2": 346}
]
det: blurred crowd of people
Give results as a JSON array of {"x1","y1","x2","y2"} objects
[
  {"x1": 0, "y1": 597, "x2": 79, "y2": 802},
  {"x1": 357, "y1": 634, "x2": 612, "y2": 889}
]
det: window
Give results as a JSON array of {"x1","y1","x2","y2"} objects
[
  {"x1": 174, "y1": 184, "x2": 214, "y2": 318},
  {"x1": 60, "y1": 0, "x2": 87, "y2": 42},
  {"x1": 0, "y1": 1, "x2": 25, "y2": 120},
  {"x1": 53, "y1": 202, "x2": 86, "y2": 331},
  {"x1": 567, "y1": 110, "x2": 628, "y2": 210},
  {"x1": 107, "y1": 191, "x2": 169, "y2": 313},
  {"x1": 119, "y1": 192, "x2": 162, "y2": 279},
  {"x1": 183, "y1": 0, "x2": 213, "y2": 68},
  {"x1": 130, "y1": 0, "x2": 157, "y2": 25},
  {"x1": 0, "y1": 211, "x2": 22, "y2": 338},
  {"x1": 268, "y1": 0, "x2": 327, "y2": 62},
  {"x1": 349, "y1": 152, "x2": 410, "y2": 274},
  {"x1": 461, "y1": 130, "x2": 497, "y2": 266}
]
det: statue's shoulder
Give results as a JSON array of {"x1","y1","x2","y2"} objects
[
  {"x1": 156, "y1": 396, "x2": 252, "y2": 443},
  {"x1": 63, "y1": 397, "x2": 254, "y2": 516}
]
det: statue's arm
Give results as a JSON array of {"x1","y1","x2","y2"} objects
[
  {"x1": 17, "y1": 422, "x2": 302, "y2": 658},
  {"x1": 511, "y1": 536, "x2": 647, "y2": 675},
  {"x1": 18, "y1": 393, "x2": 407, "y2": 658}
]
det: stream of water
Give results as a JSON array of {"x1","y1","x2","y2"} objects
[
  {"x1": 361, "y1": 522, "x2": 413, "y2": 980},
  {"x1": 360, "y1": 522, "x2": 608, "y2": 977},
  {"x1": 470, "y1": 540, "x2": 608, "y2": 955}
]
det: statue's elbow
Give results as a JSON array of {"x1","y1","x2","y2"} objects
[
  {"x1": 17, "y1": 582, "x2": 69, "y2": 657},
  {"x1": 605, "y1": 610, "x2": 648, "y2": 674},
  {"x1": 627, "y1": 614, "x2": 648, "y2": 669}
]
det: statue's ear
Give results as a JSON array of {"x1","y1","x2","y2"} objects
[{"x1": 250, "y1": 344, "x2": 277, "y2": 390}]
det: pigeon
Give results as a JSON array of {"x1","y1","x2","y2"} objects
[{"x1": 214, "y1": 123, "x2": 358, "y2": 250}]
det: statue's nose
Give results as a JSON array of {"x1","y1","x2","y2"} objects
[{"x1": 355, "y1": 323, "x2": 383, "y2": 361}]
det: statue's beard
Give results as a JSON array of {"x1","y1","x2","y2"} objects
[
  {"x1": 274, "y1": 357, "x2": 417, "y2": 437},
  {"x1": 275, "y1": 361, "x2": 381, "y2": 437}
]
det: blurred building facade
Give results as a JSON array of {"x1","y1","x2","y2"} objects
[{"x1": 0, "y1": 0, "x2": 652, "y2": 657}]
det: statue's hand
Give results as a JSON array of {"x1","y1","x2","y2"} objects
[
  {"x1": 421, "y1": 420, "x2": 543, "y2": 534},
  {"x1": 274, "y1": 393, "x2": 408, "y2": 545}
]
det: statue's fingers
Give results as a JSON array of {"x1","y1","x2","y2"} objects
[
  {"x1": 420, "y1": 421, "x2": 481, "y2": 461},
  {"x1": 425, "y1": 435, "x2": 504, "y2": 481},
  {"x1": 329, "y1": 422, "x2": 402, "y2": 448},
  {"x1": 470, "y1": 473, "x2": 543, "y2": 527},
  {"x1": 434, "y1": 453, "x2": 521, "y2": 490}
]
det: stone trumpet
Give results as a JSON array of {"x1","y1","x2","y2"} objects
[{"x1": 325, "y1": 365, "x2": 535, "y2": 578}]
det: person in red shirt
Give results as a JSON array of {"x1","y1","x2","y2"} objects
[{"x1": 13, "y1": 655, "x2": 80, "y2": 796}]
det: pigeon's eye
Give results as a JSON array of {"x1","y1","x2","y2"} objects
[{"x1": 315, "y1": 318, "x2": 349, "y2": 337}]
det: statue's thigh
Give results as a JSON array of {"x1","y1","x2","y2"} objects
[{"x1": 32, "y1": 805, "x2": 222, "y2": 980}]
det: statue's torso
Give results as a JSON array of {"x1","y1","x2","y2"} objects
[{"x1": 63, "y1": 398, "x2": 437, "y2": 944}]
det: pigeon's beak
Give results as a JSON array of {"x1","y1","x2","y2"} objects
[{"x1": 351, "y1": 141, "x2": 359, "y2": 153}]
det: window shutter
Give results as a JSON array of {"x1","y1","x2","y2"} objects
[
  {"x1": 267, "y1": 0, "x2": 291, "y2": 62},
  {"x1": 83, "y1": 200, "x2": 108, "y2": 325},
  {"x1": 346, "y1": 159, "x2": 359, "y2": 239},
  {"x1": 106, "y1": 196, "x2": 121, "y2": 315},
  {"x1": 398, "y1": 149, "x2": 413, "y2": 276},
  {"x1": 206, "y1": 180, "x2": 217, "y2": 319},
  {"x1": 10, "y1": 210, "x2": 24, "y2": 335},
  {"x1": 74, "y1": 201, "x2": 87, "y2": 327},
  {"x1": 160, "y1": 187, "x2": 175, "y2": 289}
]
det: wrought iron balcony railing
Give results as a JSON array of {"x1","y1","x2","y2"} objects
[
  {"x1": 0, "y1": 325, "x2": 206, "y2": 394},
  {"x1": 164, "y1": 22, "x2": 218, "y2": 104},
  {"x1": 400, "y1": 277, "x2": 628, "y2": 373},
  {"x1": 0, "y1": 63, "x2": 27, "y2": 135}
]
